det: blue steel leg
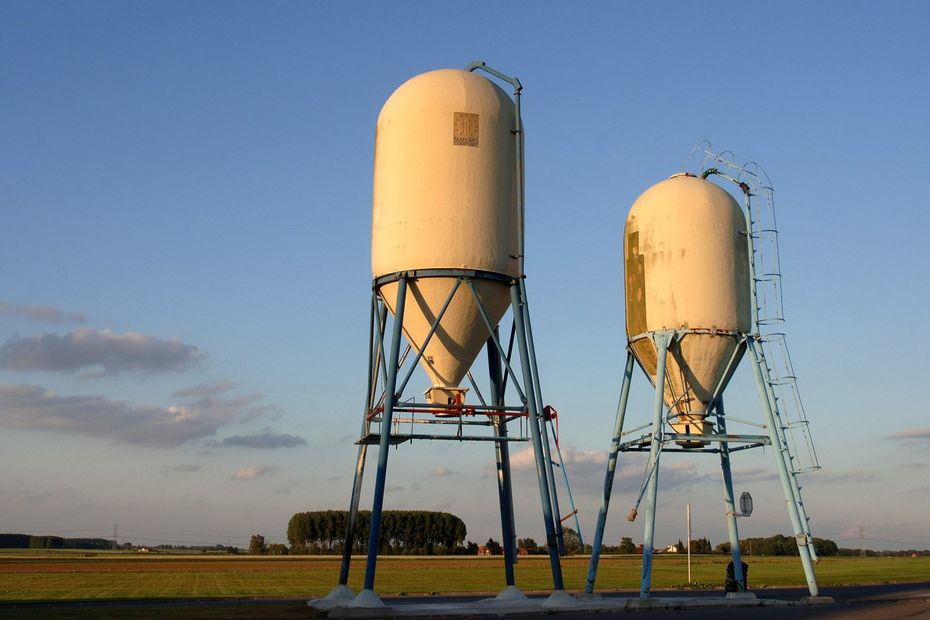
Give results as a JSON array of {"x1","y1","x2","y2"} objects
[
  {"x1": 748, "y1": 338, "x2": 819, "y2": 597},
  {"x1": 716, "y1": 398, "x2": 745, "y2": 591},
  {"x1": 340, "y1": 443, "x2": 368, "y2": 584},
  {"x1": 488, "y1": 335, "x2": 517, "y2": 587},
  {"x1": 585, "y1": 350, "x2": 635, "y2": 593},
  {"x1": 510, "y1": 283, "x2": 564, "y2": 590},
  {"x1": 519, "y1": 280, "x2": 565, "y2": 555},
  {"x1": 640, "y1": 331, "x2": 672, "y2": 599},
  {"x1": 338, "y1": 297, "x2": 384, "y2": 586},
  {"x1": 493, "y1": 417, "x2": 516, "y2": 586},
  {"x1": 362, "y1": 278, "x2": 408, "y2": 593}
]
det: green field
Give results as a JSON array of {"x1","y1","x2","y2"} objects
[{"x1": 1, "y1": 551, "x2": 928, "y2": 602}]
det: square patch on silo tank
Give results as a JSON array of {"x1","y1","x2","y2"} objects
[{"x1": 453, "y1": 112, "x2": 479, "y2": 147}]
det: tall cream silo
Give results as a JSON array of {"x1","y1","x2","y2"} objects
[
  {"x1": 326, "y1": 64, "x2": 570, "y2": 607},
  {"x1": 372, "y1": 68, "x2": 519, "y2": 405},
  {"x1": 585, "y1": 151, "x2": 822, "y2": 601},
  {"x1": 624, "y1": 173, "x2": 751, "y2": 442}
]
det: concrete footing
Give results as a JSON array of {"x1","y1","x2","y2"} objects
[
  {"x1": 542, "y1": 590, "x2": 577, "y2": 608},
  {"x1": 493, "y1": 586, "x2": 527, "y2": 601},
  {"x1": 306, "y1": 585, "x2": 357, "y2": 611},
  {"x1": 800, "y1": 596, "x2": 836, "y2": 605},
  {"x1": 348, "y1": 589, "x2": 386, "y2": 608}
]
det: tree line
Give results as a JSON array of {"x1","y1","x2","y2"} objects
[
  {"x1": 287, "y1": 510, "x2": 467, "y2": 555},
  {"x1": 0, "y1": 533, "x2": 114, "y2": 550},
  {"x1": 715, "y1": 535, "x2": 839, "y2": 557}
]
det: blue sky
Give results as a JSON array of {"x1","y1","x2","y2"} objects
[{"x1": 2, "y1": 1, "x2": 929, "y2": 556}]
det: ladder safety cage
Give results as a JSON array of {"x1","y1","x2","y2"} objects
[{"x1": 683, "y1": 141, "x2": 820, "y2": 474}]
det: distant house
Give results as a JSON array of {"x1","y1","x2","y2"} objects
[
  {"x1": 517, "y1": 547, "x2": 530, "y2": 556},
  {"x1": 478, "y1": 546, "x2": 491, "y2": 556},
  {"x1": 635, "y1": 544, "x2": 645, "y2": 554},
  {"x1": 662, "y1": 544, "x2": 679, "y2": 553}
]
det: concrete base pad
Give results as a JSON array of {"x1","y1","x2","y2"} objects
[
  {"x1": 542, "y1": 590, "x2": 577, "y2": 608},
  {"x1": 494, "y1": 586, "x2": 527, "y2": 601},
  {"x1": 307, "y1": 585, "x2": 356, "y2": 610},
  {"x1": 349, "y1": 589, "x2": 387, "y2": 608},
  {"x1": 800, "y1": 596, "x2": 836, "y2": 605}
]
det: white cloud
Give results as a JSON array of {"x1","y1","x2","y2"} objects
[
  {"x1": 232, "y1": 465, "x2": 278, "y2": 480},
  {"x1": 0, "y1": 301, "x2": 86, "y2": 324},
  {"x1": 0, "y1": 384, "x2": 275, "y2": 448},
  {"x1": 173, "y1": 380, "x2": 238, "y2": 397},
  {"x1": 814, "y1": 470, "x2": 880, "y2": 484},
  {"x1": 0, "y1": 328, "x2": 205, "y2": 379},
  {"x1": 430, "y1": 466, "x2": 457, "y2": 477},
  {"x1": 217, "y1": 432, "x2": 307, "y2": 449},
  {"x1": 886, "y1": 427, "x2": 930, "y2": 442},
  {"x1": 732, "y1": 467, "x2": 779, "y2": 483},
  {"x1": 505, "y1": 444, "x2": 712, "y2": 495}
]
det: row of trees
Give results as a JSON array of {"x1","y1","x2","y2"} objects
[
  {"x1": 0, "y1": 533, "x2": 113, "y2": 550},
  {"x1": 501, "y1": 534, "x2": 849, "y2": 557},
  {"x1": 715, "y1": 535, "x2": 839, "y2": 557},
  {"x1": 287, "y1": 510, "x2": 467, "y2": 555}
]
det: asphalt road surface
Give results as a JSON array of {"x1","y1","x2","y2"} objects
[{"x1": 2, "y1": 583, "x2": 928, "y2": 619}]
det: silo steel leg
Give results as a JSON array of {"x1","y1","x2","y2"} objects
[
  {"x1": 338, "y1": 297, "x2": 383, "y2": 587},
  {"x1": 716, "y1": 398, "x2": 745, "y2": 591},
  {"x1": 640, "y1": 331, "x2": 672, "y2": 599},
  {"x1": 488, "y1": 335, "x2": 517, "y2": 587},
  {"x1": 510, "y1": 284, "x2": 564, "y2": 590},
  {"x1": 585, "y1": 350, "x2": 635, "y2": 593},
  {"x1": 520, "y1": 280, "x2": 565, "y2": 554},
  {"x1": 361, "y1": 277, "x2": 408, "y2": 593},
  {"x1": 748, "y1": 338, "x2": 819, "y2": 597}
]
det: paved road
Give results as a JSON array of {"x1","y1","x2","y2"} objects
[
  {"x1": 383, "y1": 583, "x2": 930, "y2": 619},
  {"x1": 2, "y1": 583, "x2": 928, "y2": 619}
]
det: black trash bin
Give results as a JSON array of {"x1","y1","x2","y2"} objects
[{"x1": 725, "y1": 561, "x2": 749, "y2": 592}]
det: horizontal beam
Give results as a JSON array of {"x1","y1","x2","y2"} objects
[
  {"x1": 389, "y1": 417, "x2": 494, "y2": 427},
  {"x1": 373, "y1": 269, "x2": 515, "y2": 289},
  {"x1": 357, "y1": 433, "x2": 531, "y2": 445},
  {"x1": 620, "y1": 433, "x2": 770, "y2": 450}
]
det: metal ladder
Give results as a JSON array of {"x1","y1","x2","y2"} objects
[{"x1": 686, "y1": 143, "x2": 821, "y2": 554}]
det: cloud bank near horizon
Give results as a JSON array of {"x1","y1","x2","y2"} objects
[
  {"x1": 215, "y1": 432, "x2": 307, "y2": 449},
  {"x1": 0, "y1": 384, "x2": 275, "y2": 448},
  {"x1": 0, "y1": 328, "x2": 206, "y2": 379}
]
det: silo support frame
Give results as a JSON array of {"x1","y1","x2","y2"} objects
[
  {"x1": 335, "y1": 271, "x2": 565, "y2": 596},
  {"x1": 748, "y1": 337, "x2": 819, "y2": 597},
  {"x1": 488, "y1": 331, "x2": 517, "y2": 586},
  {"x1": 510, "y1": 283, "x2": 565, "y2": 590},
  {"x1": 335, "y1": 296, "x2": 386, "y2": 592},
  {"x1": 361, "y1": 276, "x2": 409, "y2": 594},
  {"x1": 639, "y1": 330, "x2": 673, "y2": 598},
  {"x1": 715, "y1": 398, "x2": 746, "y2": 591},
  {"x1": 585, "y1": 350, "x2": 636, "y2": 593},
  {"x1": 520, "y1": 279, "x2": 567, "y2": 555}
]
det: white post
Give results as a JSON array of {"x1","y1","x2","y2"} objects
[{"x1": 688, "y1": 504, "x2": 691, "y2": 586}]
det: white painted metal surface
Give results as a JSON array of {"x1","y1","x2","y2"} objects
[
  {"x1": 371, "y1": 69, "x2": 518, "y2": 391},
  {"x1": 624, "y1": 173, "x2": 751, "y2": 437}
]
